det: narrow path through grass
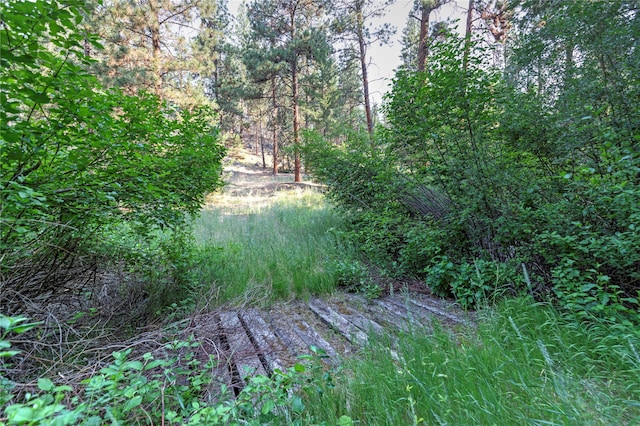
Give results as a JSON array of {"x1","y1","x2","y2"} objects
[{"x1": 191, "y1": 157, "x2": 346, "y2": 307}]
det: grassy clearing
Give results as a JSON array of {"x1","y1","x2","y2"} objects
[
  {"x1": 192, "y1": 189, "x2": 346, "y2": 307},
  {"x1": 302, "y1": 297, "x2": 640, "y2": 425}
]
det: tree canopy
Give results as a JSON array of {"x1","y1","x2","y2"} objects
[{"x1": 304, "y1": 0, "x2": 640, "y2": 318}]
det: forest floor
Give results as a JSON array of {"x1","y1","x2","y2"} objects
[
  {"x1": 190, "y1": 148, "x2": 473, "y2": 393},
  {"x1": 5, "y1": 148, "x2": 473, "y2": 399},
  {"x1": 204, "y1": 148, "x2": 325, "y2": 209},
  {"x1": 7, "y1": 150, "x2": 636, "y2": 425}
]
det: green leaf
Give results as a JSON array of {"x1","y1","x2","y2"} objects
[
  {"x1": 38, "y1": 377, "x2": 54, "y2": 391},
  {"x1": 0, "y1": 317, "x2": 12, "y2": 330},
  {"x1": 144, "y1": 359, "x2": 166, "y2": 370},
  {"x1": 0, "y1": 316, "x2": 35, "y2": 332},
  {"x1": 126, "y1": 360, "x2": 144, "y2": 371},
  {"x1": 26, "y1": 90, "x2": 50, "y2": 104},
  {"x1": 5, "y1": 406, "x2": 35, "y2": 423},
  {"x1": 337, "y1": 415, "x2": 354, "y2": 426},
  {"x1": 54, "y1": 385, "x2": 72, "y2": 392},
  {"x1": 100, "y1": 366, "x2": 119, "y2": 376},
  {"x1": 291, "y1": 396, "x2": 305, "y2": 413},
  {"x1": 12, "y1": 322, "x2": 41, "y2": 333},
  {"x1": 123, "y1": 395, "x2": 142, "y2": 412},
  {"x1": 261, "y1": 399, "x2": 275, "y2": 415}
]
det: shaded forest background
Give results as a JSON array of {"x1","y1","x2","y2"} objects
[{"x1": 2, "y1": 0, "x2": 639, "y2": 321}]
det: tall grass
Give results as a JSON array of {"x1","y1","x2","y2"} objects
[
  {"x1": 302, "y1": 297, "x2": 640, "y2": 425},
  {"x1": 192, "y1": 190, "x2": 346, "y2": 307}
]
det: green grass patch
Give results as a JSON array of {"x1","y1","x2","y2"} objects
[
  {"x1": 302, "y1": 297, "x2": 640, "y2": 425},
  {"x1": 192, "y1": 191, "x2": 346, "y2": 306}
]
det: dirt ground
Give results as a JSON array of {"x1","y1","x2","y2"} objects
[{"x1": 204, "y1": 148, "x2": 325, "y2": 210}]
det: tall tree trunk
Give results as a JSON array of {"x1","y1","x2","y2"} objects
[
  {"x1": 149, "y1": 1, "x2": 162, "y2": 97},
  {"x1": 271, "y1": 74, "x2": 278, "y2": 175},
  {"x1": 417, "y1": 6, "x2": 431, "y2": 72},
  {"x1": 463, "y1": 0, "x2": 474, "y2": 73},
  {"x1": 291, "y1": 13, "x2": 302, "y2": 182},
  {"x1": 214, "y1": 56, "x2": 222, "y2": 126},
  {"x1": 356, "y1": 5, "x2": 374, "y2": 136},
  {"x1": 293, "y1": 62, "x2": 301, "y2": 182},
  {"x1": 259, "y1": 112, "x2": 266, "y2": 168}
]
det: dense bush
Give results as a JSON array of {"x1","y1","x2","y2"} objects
[
  {"x1": 0, "y1": 0, "x2": 225, "y2": 311},
  {"x1": 304, "y1": 1, "x2": 640, "y2": 318}
]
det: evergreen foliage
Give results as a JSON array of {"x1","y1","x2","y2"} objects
[{"x1": 87, "y1": 0, "x2": 221, "y2": 107}]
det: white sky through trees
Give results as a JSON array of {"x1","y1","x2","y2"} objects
[{"x1": 227, "y1": 0, "x2": 465, "y2": 105}]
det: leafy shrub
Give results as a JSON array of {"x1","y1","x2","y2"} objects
[
  {"x1": 0, "y1": 0, "x2": 225, "y2": 309},
  {"x1": 551, "y1": 260, "x2": 639, "y2": 321},
  {"x1": 303, "y1": 130, "x2": 445, "y2": 272},
  {"x1": 331, "y1": 260, "x2": 370, "y2": 293},
  {"x1": 343, "y1": 210, "x2": 407, "y2": 266},
  {"x1": 330, "y1": 258, "x2": 383, "y2": 300},
  {"x1": 522, "y1": 146, "x2": 640, "y2": 320},
  {"x1": 305, "y1": 16, "x2": 640, "y2": 322},
  {"x1": 1, "y1": 316, "x2": 349, "y2": 425},
  {"x1": 398, "y1": 221, "x2": 448, "y2": 276},
  {"x1": 450, "y1": 259, "x2": 521, "y2": 309},
  {"x1": 424, "y1": 256, "x2": 458, "y2": 298}
]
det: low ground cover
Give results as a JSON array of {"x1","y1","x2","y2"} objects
[
  {"x1": 303, "y1": 297, "x2": 640, "y2": 425},
  {"x1": 3, "y1": 155, "x2": 638, "y2": 426},
  {"x1": 3, "y1": 297, "x2": 638, "y2": 425}
]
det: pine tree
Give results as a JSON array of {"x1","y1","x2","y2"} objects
[
  {"x1": 243, "y1": 0, "x2": 331, "y2": 180},
  {"x1": 88, "y1": 0, "x2": 222, "y2": 107},
  {"x1": 330, "y1": 0, "x2": 395, "y2": 136},
  {"x1": 399, "y1": 15, "x2": 420, "y2": 71}
]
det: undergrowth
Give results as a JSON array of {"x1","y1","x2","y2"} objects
[
  {"x1": 0, "y1": 316, "x2": 345, "y2": 425},
  {"x1": 192, "y1": 191, "x2": 348, "y2": 306},
  {"x1": 302, "y1": 297, "x2": 640, "y2": 425},
  {"x1": 4, "y1": 298, "x2": 639, "y2": 425}
]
